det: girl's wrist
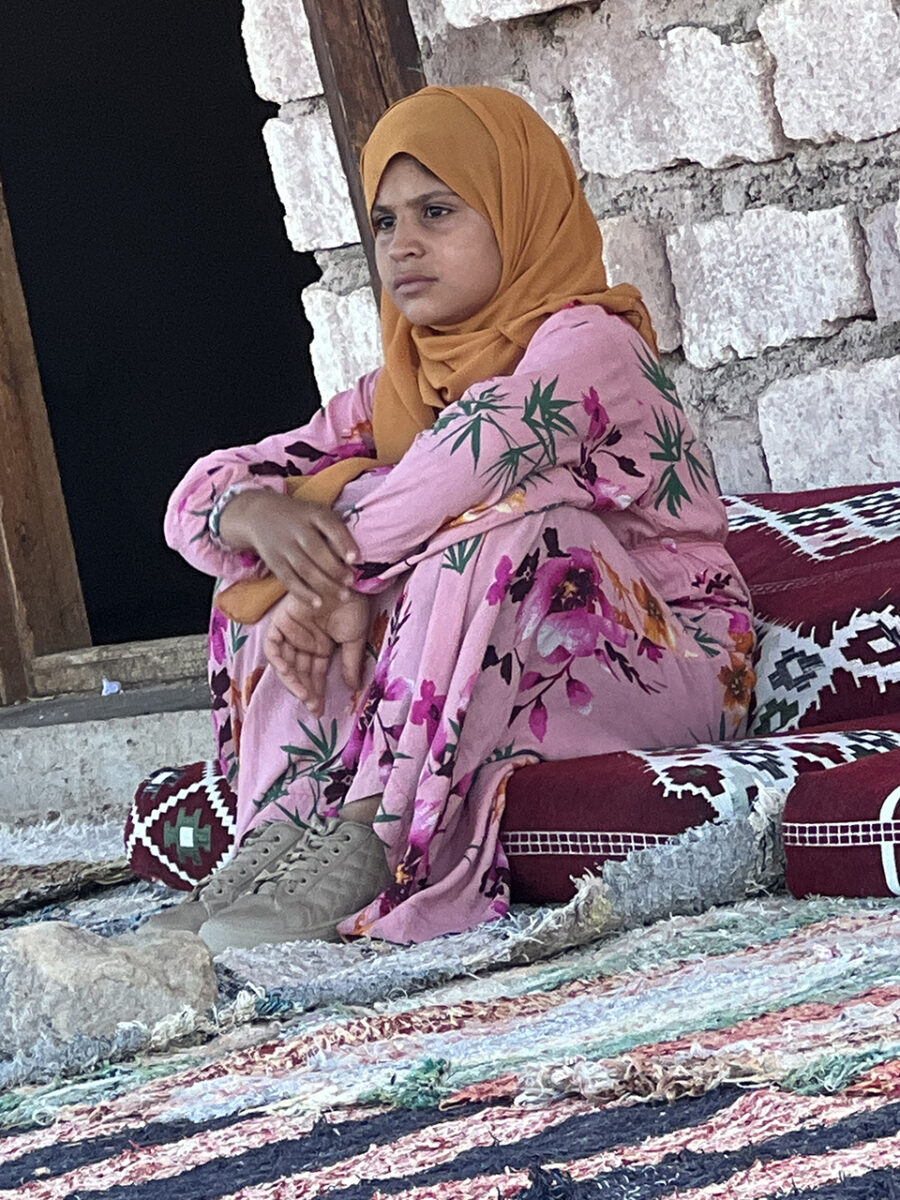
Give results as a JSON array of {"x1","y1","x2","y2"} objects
[{"x1": 212, "y1": 486, "x2": 273, "y2": 549}]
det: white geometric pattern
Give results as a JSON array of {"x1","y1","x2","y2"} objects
[
  {"x1": 632, "y1": 729, "x2": 900, "y2": 822},
  {"x1": 503, "y1": 830, "x2": 673, "y2": 858},
  {"x1": 785, "y1": 781, "x2": 900, "y2": 897},
  {"x1": 725, "y1": 488, "x2": 900, "y2": 559},
  {"x1": 125, "y1": 762, "x2": 238, "y2": 887},
  {"x1": 749, "y1": 606, "x2": 900, "y2": 735}
]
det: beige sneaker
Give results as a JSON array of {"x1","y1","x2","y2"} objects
[
  {"x1": 197, "y1": 817, "x2": 393, "y2": 954},
  {"x1": 143, "y1": 821, "x2": 309, "y2": 935}
]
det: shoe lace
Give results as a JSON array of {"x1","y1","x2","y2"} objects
[
  {"x1": 199, "y1": 822, "x2": 297, "y2": 899},
  {"x1": 252, "y1": 815, "x2": 353, "y2": 893}
]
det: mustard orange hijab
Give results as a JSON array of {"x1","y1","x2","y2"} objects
[{"x1": 217, "y1": 85, "x2": 657, "y2": 622}]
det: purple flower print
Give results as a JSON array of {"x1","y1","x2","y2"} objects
[
  {"x1": 517, "y1": 547, "x2": 629, "y2": 660},
  {"x1": 529, "y1": 698, "x2": 548, "y2": 741},
  {"x1": 582, "y1": 386, "x2": 609, "y2": 440},
  {"x1": 410, "y1": 679, "x2": 448, "y2": 742},
  {"x1": 487, "y1": 556, "x2": 514, "y2": 606},
  {"x1": 565, "y1": 677, "x2": 594, "y2": 714},
  {"x1": 209, "y1": 607, "x2": 228, "y2": 666}
]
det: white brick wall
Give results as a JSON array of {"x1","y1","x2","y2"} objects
[
  {"x1": 758, "y1": 356, "x2": 900, "y2": 491},
  {"x1": 600, "y1": 216, "x2": 681, "y2": 354},
  {"x1": 564, "y1": 14, "x2": 782, "y2": 177},
  {"x1": 303, "y1": 284, "x2": 382, "y2": 400},
  {"x1": 758, "y1": 0, "x2": 900, "y2": 142},
  {"x1": 668, "y1": 205, "x2": 872, "y2": 369},
  {"x1": 241, "y1": 0, "x2": 321, "y2": 103},
  {"x1": 242, "y1": 0, "x2": 899, "y2": 495},
  {"x1": 262, "y1": 104, "x2": 358, "y2": 252},
  {"x1": 863, "y1": 202, "x2": 900, "y2": 325},
  {"x1": 441, "y1": 0, "x2": 583, "y2": 30}
]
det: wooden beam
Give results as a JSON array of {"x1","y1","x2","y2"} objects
[
  {"x1": 301, "y1": 0, "x2": 424, "y2": 294},
  {"x1": 0, "y1": 174, "x2": 91, "y2": 703},
  {"x1": 30, "y1": 634, "x2": 207, "y2": 697}
]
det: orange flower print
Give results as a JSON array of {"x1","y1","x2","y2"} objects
[
  {"x1": 728, "y1": 610, "x2": 755, "y2": 657},
  {"x1": 719, "y1": 653, "x2": 757, "y2": 711},
  {"x1": 591, "y1": 550, "x2": 629, "y2": 601},
  {"x1": 614, "y1": 606, "x2": 637, "y2": 634},
  {"x1": 634, "y1": 579, "x2": 677, "y2": 649},
  {"x1": 243, "y1": 666, "x2": 265, "y2": 706},
  {"x1": 370, "y1": 609, "x2": 389, "y2": 657}
]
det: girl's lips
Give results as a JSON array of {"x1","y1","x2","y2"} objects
[{"x1": 393, "y1": 277, "x2": 436, "y2": 296}]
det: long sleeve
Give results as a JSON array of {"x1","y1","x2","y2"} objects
[
  {"x1": 164, "y1": 370, "x2": 380, "y2": 579},
  {"x1": 337, "y1": 306, "x2": 720, "y2": 587}
]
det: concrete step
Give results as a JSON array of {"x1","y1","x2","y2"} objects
[{"x1": 0, "y1": 678, "x2": 213, "y2": 829}]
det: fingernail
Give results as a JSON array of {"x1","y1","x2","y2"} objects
[
  {"x1": 340, "y1": 589, "x2": 351, "y2": 602},
  {"x1": 312, "y1": 596, "x2": 322, "y2": 609},
  {"x1": 345, "y1": 551, "x2": 357, "y2": 563}
]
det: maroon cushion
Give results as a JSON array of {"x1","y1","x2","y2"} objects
[
  {"x1": 502, "y1": 715, "x2": 900, "y2": 904},
  {"x1": 125, "y1": 761, "x2": 238, "y2": 891},
  {"x1": 724, "y1": 483, "x2": 900, "y2": 734},
  {"x1": 784, "y1": 748, "x2": 900, "y2": 899}
]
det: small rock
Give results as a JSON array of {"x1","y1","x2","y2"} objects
[{"x1": 0, "y1": 922, "x2": 217, "y2": 1059}]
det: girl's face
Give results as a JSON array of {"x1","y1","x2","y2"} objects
[{"x1": 372, "y1": 155, "x2": 502, "y2": 327}]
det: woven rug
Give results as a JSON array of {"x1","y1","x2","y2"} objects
[
  {"x1": 5, "y1": 819, "x2": 900, "y2": 1195},
  {"x1": 4, "y1": 896, "x2": 900, "y2": 1196}
]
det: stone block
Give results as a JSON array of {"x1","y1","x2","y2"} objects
[
  {"x1": 0, "y1": 923, "x2": 216, "y2": 1058},
  {"x1": 600, "y1": 216, "x2": 681, "y2": 353},
  {"x1": 241, "y1": 0, "x2": 321, "y2": 102},
  {"x1": 563, "y1": 11, "x2": 782, "y2": 177},
  {"x1": 667, "y1": 205, "x2": 872, "y2": 369},
  {"x1": 704, "y1": 419, "x2": 771, "y2": 496},
  {"x1": 758, "y1": 0, "x2": 900, "y2": 142},
  {"x1": 758, "y1": 356, "x2": 900, "y2": 491},
  {"x1": 304, "y1": 283, "x2": 382, "y2": 399},
  {"x1": 0, "y1": 709, "x2": 212, "y2": 826},
  {"x1": 440, "y1": 0, "x2": 583, "y2": 29},
  {"x1": 863, "y1": 202, "x2": 900, "y2": 325},
  {"x1": 263, "y1": 104, "x2": 359, "y2": 253}
]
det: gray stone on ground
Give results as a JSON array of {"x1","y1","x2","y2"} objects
[{"x1": 0, "y1": 922, "x2": 216, "y2": 1059}]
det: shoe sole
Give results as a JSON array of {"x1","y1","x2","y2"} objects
[{"x1": 198, "y1": 916, "x2": 344, "y2": 955}]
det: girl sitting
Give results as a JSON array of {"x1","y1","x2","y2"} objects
[{"x1": 155, "y1": 85, "x2": 754, "y2": 952}]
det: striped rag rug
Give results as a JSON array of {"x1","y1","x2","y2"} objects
[{"x1": 4, "y1": 897, "x2": 900, "y2": 1198}]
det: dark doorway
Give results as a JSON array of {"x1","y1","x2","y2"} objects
[{"x1": 0, "y1": 0, "x2": 321, "y2": 644}]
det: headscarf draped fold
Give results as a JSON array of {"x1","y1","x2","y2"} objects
[{"x1": 217, "y1": 85, "x2": 657, "y2": 622}]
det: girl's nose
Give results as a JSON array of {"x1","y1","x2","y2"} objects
[{"x1": 387, "y1": 216, "x2": 423, "y2": 260}]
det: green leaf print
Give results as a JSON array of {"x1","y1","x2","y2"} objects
[
  {"x1": 435, "y1": 377, "x2": 578, "y2": 495},
  {"x1": 433, "y1": 384, "x2": 516, "y2": 470},
  {"x1": 646, "y1": 404, "x2": 711, "y2": 518},
  {"x1": 442, "y1": 534, "x2": 484, "y2": 574},
  {"x1": 522, "y1": 376, "x2": 578, "y2": 464},
  {"x1": 229, "y1": 620, "x2": 249, "y2": 656},
  {"x1": 635, "y1": 343, "x2": 681, "y2": 410},
  {"x1": 256, "y1": 718, "x2": 343, "y2": 815}
]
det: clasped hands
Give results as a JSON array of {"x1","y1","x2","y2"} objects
[{"x1": 218, "y1": 490, "x2": 370, "y2": 713}]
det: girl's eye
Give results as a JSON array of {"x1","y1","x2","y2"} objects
[
  {"x1": 373, "y1": 214, "x2": 395, "y2": 233},
  {"x1": 424, "y1": 205, "x2": 451, "y2": 219}
]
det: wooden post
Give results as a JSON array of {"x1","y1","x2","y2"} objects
[
  {"x1": 0, "y1": 175, "x2": 90, "y2": 704},
  {"x1": 301, "y1": 0, "x2": 424, "y2": 294}
]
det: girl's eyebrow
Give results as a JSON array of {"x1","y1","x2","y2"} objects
[{"x1": 371, "y1": 189, "x2": 458, "y2": 215}]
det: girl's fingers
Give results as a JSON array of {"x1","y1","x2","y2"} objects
[
  {"x1": 277, "y1": 544, "x2": 354, "y2": 606},
  {"x1": 313, "y1": 509, "x2": 360, "y2": 567},
  {"x1": 340, "y1": 636, "x2": 366, "y2": 692}
]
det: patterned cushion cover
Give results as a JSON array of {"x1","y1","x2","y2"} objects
[
  {"x1": 501, "y1": 715, "x2": 900, "y2": 903},
  {"x1": 126, "y1": 761, "x2": 238, "y2": 891},
  {"x1": 133, "y1": 485, "x2": 900, "y2": 905},
  {"x1": 783, "y1": 748, "x2": 900, "y2": 899},
  {"x1": 724, "y1": 483, "x2": 900, "y2": 735}
]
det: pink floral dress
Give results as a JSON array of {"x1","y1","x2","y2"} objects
[{"x1": 165, "y1": 306, "x2": 754, "y2": 943}]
